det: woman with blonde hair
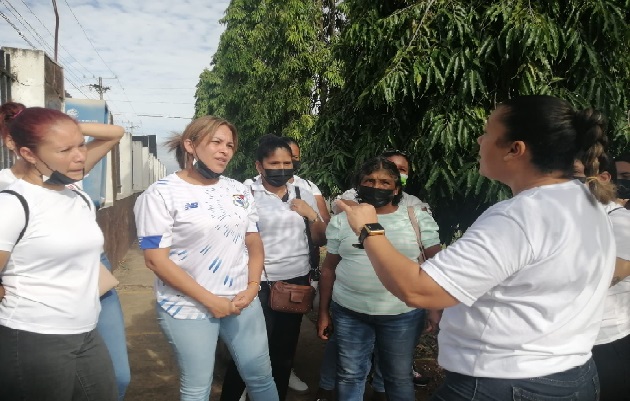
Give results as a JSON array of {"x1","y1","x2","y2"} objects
[{"x1": 134, "y1": 116, "x2": 277, "y2": 401}]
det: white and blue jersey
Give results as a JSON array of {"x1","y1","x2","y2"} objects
[{"x1": 134, "y1": 173, "x2": 258, "y2": 319}]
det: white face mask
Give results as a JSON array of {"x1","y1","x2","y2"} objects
[{"x1": 400, "y1": 173, "x2": 408, "y2": 187}]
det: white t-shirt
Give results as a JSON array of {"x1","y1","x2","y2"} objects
[
  {"x1": 134, "y1": 173, "x2": 258, "y2": 319},
  {"x1": 0, "y1": 168, "x2": 17, "y2": 190},
  {"x1": 422, "y1": 181, "x2": 615, "y2": 378},
  {"x1": 244, "y1": 174, "x2": 323, "y2": 196},
  {"x1": 595, "y1": 203, "x2": 630, "y2": 345},
  {"x1": 0, "y1": 179, "x2": 103, "y2": 334},
  {"x1": 248, "y1": 179, "x2": 319, "y2": 281},
  {"x1": 333, "y1": 188, "x2": 431, "y2": 215}
]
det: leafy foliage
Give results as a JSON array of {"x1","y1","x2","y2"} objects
[
  {"x1": 197, "y1": 0, "x2": 630, "y2": 242},
  {"x1": 195, "y1": 0, "x2": 342, "y2": 179},
  {"x1": 305, "y1": 0, "x2": 630, "y2": 241}
]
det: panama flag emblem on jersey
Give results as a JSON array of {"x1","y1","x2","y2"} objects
[{"x1": 232, "y1": 194, "x2": 248, "y2": 209}]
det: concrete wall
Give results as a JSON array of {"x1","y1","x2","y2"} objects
[
  {"x1": 97, "y1": 193, "x2": 140, "y2": 270},
  {"x1": 2, "y1": 47, "x2": 63, "y2": 109}
]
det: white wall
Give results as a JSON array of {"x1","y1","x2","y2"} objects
[
  {"x1": 4, "y1": 47, "x2": 46, "y2": 107},
  {"x1": 119, "y1": 133, "x2": 133, "y2": 198},
  {"x1": 132, "y1": 140, "x2": 145, "y2": 192}
]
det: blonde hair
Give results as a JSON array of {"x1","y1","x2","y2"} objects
[{"x1": 165, "y1": 116, "x2": 238, "y2": 169}]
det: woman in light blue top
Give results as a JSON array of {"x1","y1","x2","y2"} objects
[{"x1": 317, "y1": 157, "x2": 441, "y2": 401}]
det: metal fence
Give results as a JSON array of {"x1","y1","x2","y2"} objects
[{"x1": 0, "y1": 49, "x2": 14, "y2": 169}]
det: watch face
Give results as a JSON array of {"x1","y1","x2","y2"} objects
[{"x1": 365, "y1": 223, "x2": 385, "y2": 232}]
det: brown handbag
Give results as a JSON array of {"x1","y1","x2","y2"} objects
[{"x1": 268, "y1": 280, "x2": 316, "y2": 314}]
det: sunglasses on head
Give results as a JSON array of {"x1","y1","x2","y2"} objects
[{"x1": 381, "y1": 149, "x2": 411, "y2": 159}]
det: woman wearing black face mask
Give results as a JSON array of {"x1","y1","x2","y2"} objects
[
  {"x1": 221, "y1": 135, "x2": 326, "y2": 401},
  {"x1": 316, "y1": 157, "x2": 441, "y2": 401}
]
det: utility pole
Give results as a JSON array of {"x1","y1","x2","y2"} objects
[
  {"x1": 87, "y1": 77, "x2": 115, "y2": 99},
  {"x1": 52, "y1": 0, "x2": 59, "y2": 62}
]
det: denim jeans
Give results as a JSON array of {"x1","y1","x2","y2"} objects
[
  {"x1": 592, "y1": 333, "x2": 630, "y2": 401},
  {"x1": 221, "y1": 273, "x2": 308, "y2": 401},
  {"x1": 431, "y1": 358, "x2": 600, "y2": 401},
  {"x1": 98, "y1": 254, "x2": 130, "y2": 400},
  {"x1": 157, "y1": 297, "x2": 278, "y2": 401},
  {"x1": 318, "y1": 332, "x2": 385, "y2": 393},
  {"x1": 0, "y1": 326, "x2": 117, "y2": 401},
  {"x1": 331, "y1": 301, "x2": 424, "y2": 401}
]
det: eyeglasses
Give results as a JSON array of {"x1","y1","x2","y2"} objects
[{"x1": 381, "y1": 149, "x2": 411, "y2": 159}]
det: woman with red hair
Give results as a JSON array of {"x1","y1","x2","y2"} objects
[{"x1": 0, "y1": 104, "x2": 122, "y2": 400}]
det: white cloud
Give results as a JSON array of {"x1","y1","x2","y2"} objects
[{"x1": 1, "y1": 0, "x2": 230, "y2": 173}]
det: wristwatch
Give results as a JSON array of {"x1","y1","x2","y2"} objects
[{"x1": 354, "y1": 223, "x2": 385, "y2": 249}]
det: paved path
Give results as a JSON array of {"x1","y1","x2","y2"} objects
[{"x1": 115, "y1": 244, "x2": 327, "y2": 401}]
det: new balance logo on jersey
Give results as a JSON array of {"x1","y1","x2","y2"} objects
[{"x1": 185, "y1": 202, "x2": 198, "y2": 210}]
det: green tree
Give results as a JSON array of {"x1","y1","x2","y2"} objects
[
  {"x1": 306, "y1": 0, "x2": 630, "y2": 242},
  {"x1": 195, "y1": 0, "x2": 342, "y2": 179}
]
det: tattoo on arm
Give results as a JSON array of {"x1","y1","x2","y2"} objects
[{"x1": 611, "y1": 276, "x2": 622, "y2": 287}]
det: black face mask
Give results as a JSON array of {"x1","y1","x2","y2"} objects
[
  {"x1": 45, "y1": 170, "x2": 82, "y2": 186},
  {"x1": 263, "y1": 168, "x2": 293, "y2": 187},
  {"x1": 617, "y1": 179, "x2": 630, "y2": 199},
  {"x1": 292, "y1": 160, "x2": 302, "y2": 172},
  {"x1": 194, "y1": 158, "x2": 221, "y2": 180},
  {"x1": 357, "y1": 185, "x2": 394, "y2": 208},
  {"x1": 37, "y1": 157, "x2": 83, "y2": 186}
]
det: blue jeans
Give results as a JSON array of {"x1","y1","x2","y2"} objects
[
  {"x1": 332, "y1": 301, "x2": 424, "y2": 401},
  {"x1": 98, "y1": 254, "x2": 130, "y2": 400},
  {"x1": 431, "y1": 358, "x2": 600, "y2": 401},
  {"x1": 318, "y1": 332, "x2": 385, "y2": 392},
  {"x1": 157, "y1": 297, "x2": 278, "y2": 401}
]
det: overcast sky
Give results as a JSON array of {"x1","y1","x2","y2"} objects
[{"x1": 0, "y1": 0, "x2": 231, "y2": 173}]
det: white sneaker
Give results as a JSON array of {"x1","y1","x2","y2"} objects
[
  {"x1": 239, "y1": 390, "x2": 246, "y2": 401},
  {"x1": 288, "y1": 369, "x2": 309, "y2": 394}
]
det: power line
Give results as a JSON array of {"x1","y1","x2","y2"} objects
[
  {"x1": 0, "y1": 8, "x2": 36, "y2": 49},
  {"x1": 1, "y1": 0, "x2": 92, "y2": 89},
  {"x1": 112, "y1": 113, "x2": 192, "y2": 119},
  {"x1": 107, "y1": 100, "x2": 195, "y2": 105},
  {"x1": 17, "y1": 0, "x2": 96, "y2": 79},
  {"x1": 62, "y1": 0, "x2": 142, "y2": 128}
]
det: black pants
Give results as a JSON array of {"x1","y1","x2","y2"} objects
[
  {"x1": 221, "y1": 273, "x2": 308, "y2": 401},
  {"x1": 592, "y1": 333, "x2": 630, "y2": 401},
  {"x1": 0, "y1": 325, "x2": 117, "y2": 401}
]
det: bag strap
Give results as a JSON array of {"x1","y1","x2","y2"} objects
[
  {"x1": 295, "y1": 187, "x2": 317, "y2": 278},
  {"x1": 608, "y1": 206, "x2": 624, "y2": 215},
  {"x1": 71, "y1": 189, "x2": 92, "y2": 210},
  {"x1": 1, "y1": 190, "x2": 29, "y2": 246},
  {"x1": 407, "y1": 206, "x2": 427, "y2": 263}
]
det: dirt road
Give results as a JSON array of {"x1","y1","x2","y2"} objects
[{"x1": 115, "y1": 244, "x2": 440, "y2": 401}]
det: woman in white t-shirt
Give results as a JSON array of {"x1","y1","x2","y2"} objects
[
  {"x1": 337, "y1": 95, "x2": 616, "y2": 400},
  {"x1": 0, "y1": 102, "x2": 131, "y2": 400},
  {"x1": 574, "y1": 154, "x2": 630, "y2": 401},
  {"x1": 221, "y1": 135, "x2": 326, "y2": 401},
  {"x1": 0, "y1": 106, "x2": 117, "y2": 400},
  {"x1": 134, "y1": 117, "x2": 277, "y2": 401}
]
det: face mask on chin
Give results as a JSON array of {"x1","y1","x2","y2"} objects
[
  {"x1": 45, "y1": 170, "x2": 82, "y2": 186},
  {"x1": 357, "y1": 185, "x2": 395, "y2": 208},
  {"x1": 262, "y1": 168, "x2": 293, "y2": 187},
  {"x1": 194, "y1": 157, "x2": 222, "y2": 180},
  {"x1": 36, "y1": 157, "x2": 83, "y2": 186},
  {"x1": 616, "y1": 179, "x2": 630, "y2": 199},
  {"x1": 400, "y1": 173, "x2": 408, "y2": 187}
]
